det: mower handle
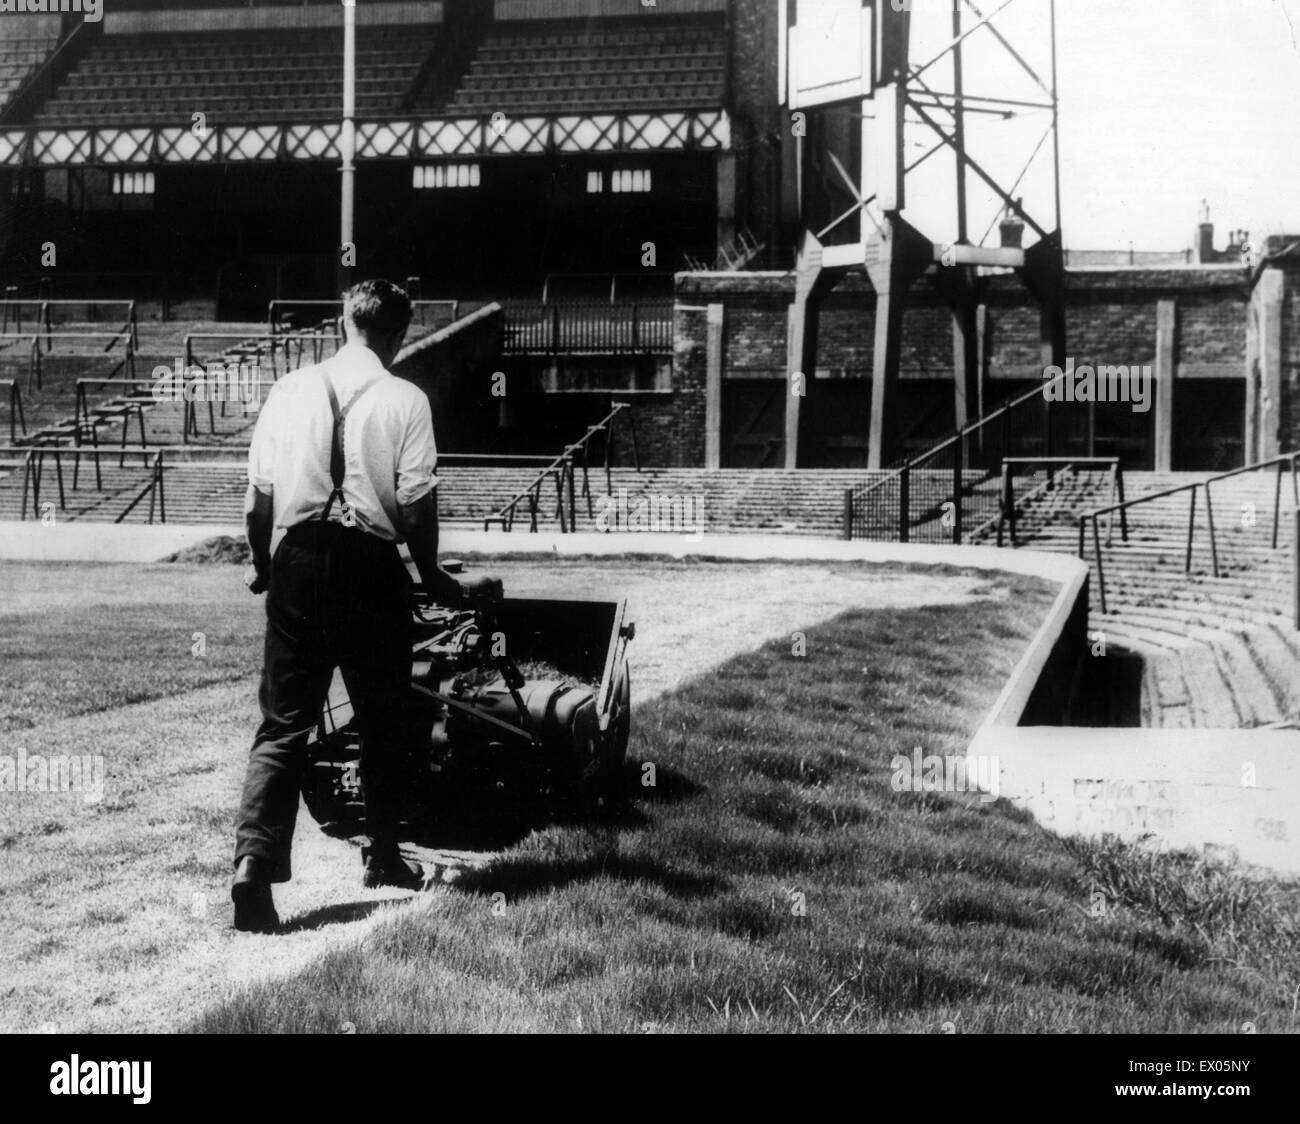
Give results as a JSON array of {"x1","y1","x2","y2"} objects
[{"x1": 411, "y1": 574, "x2": 504, "y2": 612}]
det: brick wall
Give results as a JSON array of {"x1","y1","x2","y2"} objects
[
  {"x1": 611, "y1": 305, "x2": 710, "y2": 466},
  {"x1": 1179, "y1": 294, "x2": 1248, "y2": 375},
  {"x1": 1275, "y1": 258, "x2": 1300, "y2": 453},
  {"x1": 675, "y1": 272, "x2": 967, "y2": 380},
  {"x1": 629, "y1": 266, "x2": 1251, "y2": 467}
]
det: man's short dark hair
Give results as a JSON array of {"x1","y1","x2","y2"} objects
[{"x1": 342, "y1": 279, "x2": 412, "y2": 338}]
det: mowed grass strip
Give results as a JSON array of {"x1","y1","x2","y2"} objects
[
  {"x1": 191, "y1": 579, "x2": 1299, "y2": 1033},
  {"x1": 0, "y1": 562, "x2": 263, "y2": 732}
]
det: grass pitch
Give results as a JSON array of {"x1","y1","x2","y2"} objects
[
  {"x1": 188, "y1": 577, "x2": 1298, "y2": 1034},
  {"x1": 2, "y1": 558, "x2": 1294, "y2": 1033}
]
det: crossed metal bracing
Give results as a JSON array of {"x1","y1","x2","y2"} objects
[
  {"x1": 0, "y1": 109, "x2": 730, "y2": 167},
  {"x1": 813, "y1": 0, "x2": 1060, "y2": 260},
  {"x1": 786, "y1": 0, "x2": 1066, "y2": 471}
]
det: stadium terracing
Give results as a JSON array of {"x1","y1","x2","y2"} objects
[
  {"x1": 0, "y1": 0, "x2": 1299, "y2": 571},
  {"x1": 2, "y1": 1, "x2": 1299, "y2": 894}
]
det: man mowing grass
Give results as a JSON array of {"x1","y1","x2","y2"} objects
[{"x1": 232, "y1": 279, "x2": 468, "y2": 933}]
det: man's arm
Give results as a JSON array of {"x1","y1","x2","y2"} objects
[
  {"x1": 398, "y1": 490, "x2": 462, "y2": 606},
  {"x1": 244, "y1": 484, "x2": 273, "y2": 594},
  {"x1": 244, "y1": 375, "x2": 280, "y2": 595}
]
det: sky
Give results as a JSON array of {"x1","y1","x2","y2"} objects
[
  {"x1": 1056, "y1": 0, "x2": 1300, "y2": 251},
  {"x1": 881, "y1": 0, "x2": 1300, "y2": 253}
]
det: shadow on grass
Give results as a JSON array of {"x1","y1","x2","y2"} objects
[
  {"x1": 626, "y1": 762, "x2": 705, "y2": 804},
  {"x1": 278, "y1": 900, "x2": 394, "y2": 933},
  {"x1": 453, "y1": 850, "x2": 724, "y2": 902},
  {"x1": 314, "y1": 763, "x2": 701, "y2": 853}
]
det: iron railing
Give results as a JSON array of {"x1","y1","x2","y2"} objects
[
  {"x1": 682, "y1": 227, "x2": 766, "y2": 272},
  {"x1": 1294, "y1": 507, "x2": 1300, "y2": 631},
  {"x1": 991, "y1": 457, "x2": 1127, "y2": 548},
  {"x1": 845, "y1": 370, "x2": 1066, "y2": 541},
  {"x1": 483, "y1": 402, "x2": 639, "y2": 532},
  {"x1": 0, "y1": 328, "x2": 135, "y2": 392},
  {"x1": 182, "y1": 331, "x2": 336, "y2": 440},
  {"x1": 2, "y1": 380, "x2": 25, "y2": 443},
  {"x1": 539, "y1": 272, "x2": 673, "y2": 304},
  {"x1": 1078, "y1": 479, "x2": 1198, "y2": 615},
  {"x1": 0, "y1": 298, "x2": 137, "y2": 348},
  {"x1": 267, "y1": 300, "x2": 460, "y2": 334},
  {"x1": 71, "y1": 374, "x2": 278, "y2": 478},
  {"x1": 502, "y1": 302, "x2": 673, "y2": 356},
  {"x1": 482, "y1": 453, "x2": 576, "y2": 534},
  {"x1": 10, "y1": 272, "x2": 206, "y2": 319},
  {"x1": 11, "y1": 445, "x2": 166, "y2": 525},
  {"x1": 439, "y1": 453, "x2": 556, "y2": 469},
  {"x1": 1078, "y1": 453, "x2": 1300, "y2": 615},
  {"x1": 73, "y1": 378, "x2": 152, "y2": 481},
  {"x1": 186, "y1": 330, "x2": 338, "y2": 376},
  {"x1": 1203, "y1": 453, "x2": 1300, "y2": 569}
]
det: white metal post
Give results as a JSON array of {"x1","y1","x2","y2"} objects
[{"x1": 340, "y1": 0, "x2": 357, "y2": 294}]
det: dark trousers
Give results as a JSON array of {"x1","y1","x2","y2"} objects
[{"x1": 235, "y1": 521, "x2": 413, "y2": 882}]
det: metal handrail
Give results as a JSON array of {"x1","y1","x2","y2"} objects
[
  {"x1": 6, "y1": 328, "x2": 134, "y2": 393},
  {"x1": 17, "y1": 445, "x2": 167, "y2": 525},
  {"x1": 991, "y1": 457, "x2": 1125, "y2": 548},
  {"x1": 438, "y1": 453, "x2": 556, "y2": 466},
  {"x1": 182, "y1": 329, "x2": 337, "y2": 439},
  {"x1": 501, "y1": 300, "x2": 673, "y2": 356},
  {"x1": 483, "y1": 402, "x2": 636, "y2": 532},
  {"x1": 1, "y1": 380, "x2": 25, "y2": 443},
  {"x1": 185, "y1": 331, "x2": 337, "y2": 361},
  {"x1": 1294, "y1": 507, "x2": 1300, "y2": 631},
  {"x1": 72, "y1": 375, "x2": 169, "y2": 485},
  {"x1": 849, "y1": 368, "x2": 1072, "y2": 513},
  {"x1": 115, "y1": 450, "x2": 166, "y2": 525},
  {"x1": 540, "y1": 272, "x2": 673, "y2": 304},
  {"x1": 5, "y1": 328, "x2": 132, "y2": 347},
  {"x1": 1078, "y1": 478, "x2": 1203, "y2": 615},
  {"x1": 267, "y1": 300, "x2": 459, "y2": 333},
  {"x1": 1202, "y1": 451, "x2": 1300, "y2": 569},
  {"x1": 1078, "y1": 454, "x2": 1300, "y2": 604},
  {"x1": 0, "y1": 299, "x2": 136, "y2": 345},
  {"x1": 0, "y1": 443, "x2": 165, "y2": 454},
  {"x1": 18, "y1": 446, "x2": 75, "y2": 521},
  {"x1": 483, "y1": 454, "x2": 574, "y2": 534}
]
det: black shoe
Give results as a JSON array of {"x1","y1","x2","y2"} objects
[
  {"x1": 232, "y1": 855, "x2": 279, "y2": 933},
  {"x1": 362, "y1": 845, "x2": 424, "y2": 891}
]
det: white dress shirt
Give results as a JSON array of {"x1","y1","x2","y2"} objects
[{"x1": 248, "y1": 341, "x2": 438, "y2": 558}]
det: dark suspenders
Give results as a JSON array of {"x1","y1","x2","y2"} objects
[{"x1": 320, "y1": 369, "x2": 381, "y2": 524}]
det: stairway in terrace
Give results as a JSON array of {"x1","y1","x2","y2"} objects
[
  {"x1": 8, "y1": 367, "x2": 1298, "y2": 738},
  {"x1": 990, "y1": 466, "x2": 1300, "y2": 730},
  {"x1": 11, "y1": 464, "x2": 877, "y2": 532}
]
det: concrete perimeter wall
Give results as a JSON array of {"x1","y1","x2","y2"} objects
[{"x1": 968, "y1": 543, "x2": 1299, "y2": 874}]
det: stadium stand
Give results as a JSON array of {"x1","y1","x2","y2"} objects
[
  {"x1": 0, "y1": 21, "x2": 61, "y2": 115},
  {"x1": 33, "y1": 25, "x2": 437, "y2": 125},
  {"x1": 428, "y1": 19, "x2": 728, "y2": 115}
]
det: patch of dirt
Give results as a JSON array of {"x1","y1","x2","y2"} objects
[{"x1": 164, "y1": 536, "x2": 250, "y2": 565}]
